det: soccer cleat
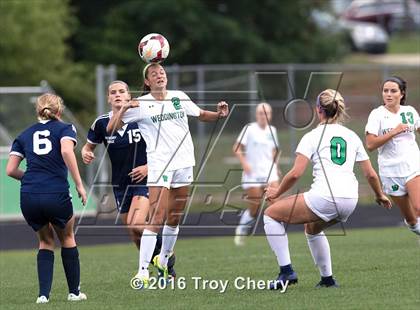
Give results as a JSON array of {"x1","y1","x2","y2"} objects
[
  {"x1": 36, "y1": 296, "x2": 49, "y2": 304},
  {"x1": 152, "y1": 255, "x2": 168, "y2": 280},
  {"x1": 167, "y1": 252, "x2": 176, "y2": 279},
  {"x1": 67, "y1": 292, "x2": 87, "y2": 301},
  {"x1": 269, "y1": 271, "x2": 298, "y2": 290},
  {"x1": 404, "y1": 219, "x2": 420, "y2": 236},
  {"x1": 315, "y1": 277, "x2": 339, "y2": 288},
  {"x1": 130, "y1": 273, "x2": 150, "y2": 289}
]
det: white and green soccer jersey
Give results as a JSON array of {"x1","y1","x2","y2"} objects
[
  {"x1": 365, "y1": 105, "x2": 420, "y2": 177},
  {"x1": 123, "y1": 90, "x2": 201, "y2": 171},
  {"x1": 236, "y1": 122, "x2": 279, "y2": 178},
  {"x1": 296, "y1": 124, "x2": 369, "y2": 199}
]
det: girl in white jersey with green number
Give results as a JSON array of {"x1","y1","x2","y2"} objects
[
  {"x1": 264, "y1": 89, "x2": 391, "y2": 289},
  {"x1": 233, "y1": 103, "x2": 280, "y2": 246},
  {"x1": 107, "y1": 63, "x2": 229, "y2": 287},
  {"x1": 365, "y1": 76, "x2": 420, "y2": 236}
]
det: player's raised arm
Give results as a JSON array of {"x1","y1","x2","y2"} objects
[
  {"x1": 198, "y1": 101, "x2": 229, "y2": 122},
  {"x1": 106, "y1": 99, "x2": 139, "y2": 134}
]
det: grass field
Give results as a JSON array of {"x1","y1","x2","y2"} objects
[{"x1": 1, "y1": 226, "x2": 419, "y2": 309}]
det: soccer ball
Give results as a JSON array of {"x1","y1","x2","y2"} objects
[{"x1": 138, "y1": 33, "x2": 170, "y2": 63}]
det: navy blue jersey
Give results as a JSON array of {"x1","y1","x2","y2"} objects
[
  {"x1": 87, "y1": 113, "x2": 147, "y2": 189},
  {"x1": 10, "y1": 120, "x2": 77, "y2": 193}
]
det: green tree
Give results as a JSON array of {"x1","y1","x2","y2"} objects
[
  {"x1": 71, "y1": 0, "x2": 347, "y2": 85},
  {"x1": 0, "y1": 0, "x2": 94, "y2": 125}
]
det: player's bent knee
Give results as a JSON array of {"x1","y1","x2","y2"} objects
[
  {"x1": 39, "y1": 236, "x2": 55, "y2": 250},
  {"x1": 166, "y1": 213, "x2": 182, "y2": 226},
  {"x1": 128, "y1": 226, "x2": 143, "y2": 238},
  {"x1": 60, "y1": 233, "x2": 76, "y2": 248},
  {"x1": 264, "y1": 207, "x2": 272, "y2": 217},
  {"x1": 304, "y1": 223, "x2": 317, "y2": 235},
  {"x1": 264, "y1": 207, "x2": 283, "y2": 222}
]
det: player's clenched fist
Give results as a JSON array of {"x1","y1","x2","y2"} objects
[
  {"x1": 122, "y1": 99, "x2": 139, "y2": 111},
  {"x1": 392, "y1": 123, "x2": 409, "y2": 136},
  {"x1": 217, "y1": 101, "x2": 229, "y2": 118}
]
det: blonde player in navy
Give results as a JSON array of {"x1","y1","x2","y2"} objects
[
  {"x1": 6, "y1": 94, "x2": 87, "y2": 303},
  {"x1": 366, "y1": 76, "x2": 420, "y2": 236},
  {"x1": 264, "y1": 89, "x2": 391, "y2": 289},
  {"x1": 107, "y1": 63, "x2": 228, "y2": 286},
  {"x1": 233, "y1": 102, "x2": 280, "y2": 246},
  {"x1": 81, "y1": 80, "x2": 176, "y2": 276}
]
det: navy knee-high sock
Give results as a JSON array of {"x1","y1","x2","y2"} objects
[
  {"x1": 37, "y1": 249, "x2": 54, "y2": 298},
  {"x1": 61, "y1": 247, "x2": 80, "y2": 295}
]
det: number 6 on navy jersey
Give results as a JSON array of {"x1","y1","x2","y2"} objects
[{"x1": 33, "y1": 130, "x2": 52, "y2": 155}]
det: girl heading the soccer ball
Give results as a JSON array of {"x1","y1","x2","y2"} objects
[{"x1": 107, "y1": 63, "x2": 229, "y2": 286}]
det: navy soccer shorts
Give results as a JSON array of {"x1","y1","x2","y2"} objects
[
  {"x1": 113, "y1": 185, "x2": 149, "y2": 214},
  {"x1": 20, "y1": 192, "x2": 73, "y2": 231}
]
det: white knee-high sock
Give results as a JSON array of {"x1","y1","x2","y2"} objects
[
  {"x1": 159, "y1": 225, "x2": 179, "y2": 267},
  {"x1": 263, "y1": 215, "x2": 291, "y2": 267},
  {"x1": 306, "y1": 232, "x2": 332, "y2": 277},
  {"x1": 236, "y1": 209, "x2": 256, "y2": 235},
  {"x1": 138, "y1": 229, "x2": 157, "y2": 277}
]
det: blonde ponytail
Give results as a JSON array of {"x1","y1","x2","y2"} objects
[
  {"x1": 36, "y1": 94, "x2": 64, "y2": 121},
  {"x1": 317, "y1": 89, "x2": 348, "y2": 123}
]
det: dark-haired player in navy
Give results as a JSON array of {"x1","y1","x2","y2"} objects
[
  {"x1": 6, "y1": 93, "x2": 87, "y2": 304},
  {"x1": 81, "y1": 80, "x2": 175, "y2": 278}
]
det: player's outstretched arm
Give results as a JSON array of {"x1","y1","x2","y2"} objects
[
  {"x1": 359, "y1": 159, "x2": 392, "y2": 209},
  {"x1": 61, "y1": 139, "x2": 87, "y2": 205},
  {"x1": 365, "y1": 123, "x2": 409, "y2": 151},
  {"x1": 265, "y1": 153, "x2": 309, "y2": 201},
  {"x1": 6, "y1": 155, "x2": 24, "y2": 180},
  {"x1": 81, "y1": 143, "x2": 96, "y2": 164},
  {"x1": 198, "y1": 101, "x2": 229, "y2": 122},
  {"x1": 106, "y1": 100, "x2": 139, "y2": 134}
]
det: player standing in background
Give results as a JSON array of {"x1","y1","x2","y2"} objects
[
  {"x1": 264, "y1": 89, "x2": 391, "y2": 289},
  {"x1": 81, "y1": 80, "x2": 175, "y2": 277},
  {"x1": 233, "y1": 102, "x2": 280, "y2": 246},
  {"x1": 365, "y1": 76, "x2": 420, "y2": 236},
  {"x1": 106, "y1": 63, "x2": 229, "y2": 286},
  {"x1": 6, "y1": 94, "x2": 87, "y2": 303}
]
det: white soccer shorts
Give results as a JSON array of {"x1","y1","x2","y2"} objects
[
  {"x1": 147, "y1": 166, "x2": 193, "y2": 189},
  {"x1": 303, "y1": 191, "x2": 358, "y2": 223},
  {"x1": 380, "y1": 171, "x2": 420, "y2": 196}
]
